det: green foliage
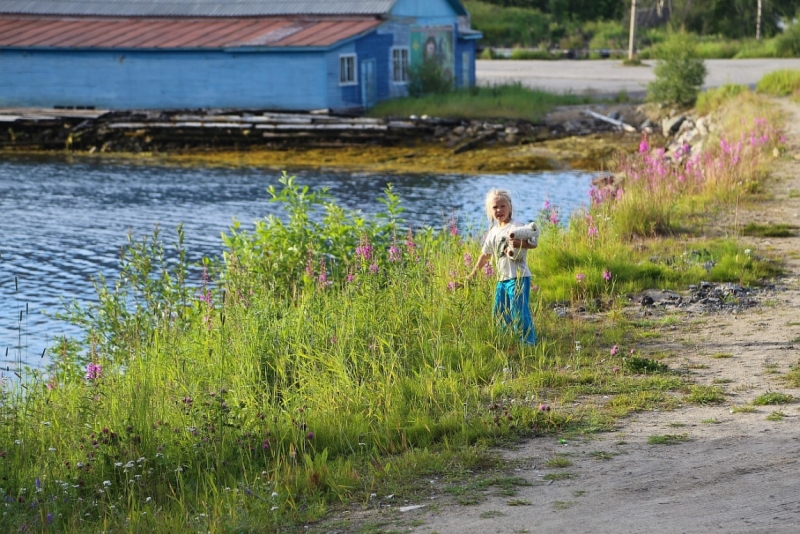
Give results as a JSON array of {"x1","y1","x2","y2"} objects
[
  {"x1": 57, "y1": 224, "x2": 193, "y2": 360},
  {"x1": 647, "y1": 32, "x2": 707, "y2": 107},
  {"x1": 648, "y1": 434, "x2": 689, "y2": 445},
  {"x1": 464, "y1": 1, "x2": 551, "y2": 48},
  {"x1": 696, "y1": 84, "x2": 749, "y2": 115},
  {"x1": 756, "y1": 69, "x2": 800, "y2": 96},
  {"x1": 509, "y1": 48, "x2": 555, "y2": 59},
  {"x1": 407, "y1": 56, "x2": 453, "y2": 97},
  {"x1": 685, "y1": 385, "x2": 726, "y2": 405},
  {"x1": 222, "y1": 172, "x2": 404, "y2": 295},
  {"x1": 624, "y1": 357, "x2": 669, "y2": 374},
  {"x1": 752, "y1": 392, "x2": 795, "y2": 405},
  {"x1": 741, "y1": 222, "x2": 797, "y2": 237},
  {"x1": 775, "y1": 24, "x2": 800, "y2": 57},
  {"x1": 370, "y1": 83, "x2": 593, "y2": 122}
]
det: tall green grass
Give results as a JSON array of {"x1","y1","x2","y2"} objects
[
  {"x1": 0, "y1": 89, "x2": 787, "y2": 531},
  {"x1": 369, "y1": 84, "x2": 593, "y2": 121},
  {"x1": 756, "y1": 69, "x2": 800, "y2": 96}
]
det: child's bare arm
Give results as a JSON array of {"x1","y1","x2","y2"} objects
[{"x1": 466, "y1": 253, "x2": 492, "y2": 281}]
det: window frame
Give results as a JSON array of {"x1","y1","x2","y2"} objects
[
  {"x1": 339, "y1": 54, "x2": 357, "y2": 86},
  {"x1": 390, "y1": 46, "x2": 410, "y2": 84}
]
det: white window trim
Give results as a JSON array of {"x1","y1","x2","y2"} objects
[
  {"x1": 390, "y1": 46, "x2": 410, "y2": 84},
  {"x1": 339, "y1": 54, "x2": 357, "y2": 86}
]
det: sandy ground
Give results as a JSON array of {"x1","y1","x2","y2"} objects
[{"x1": 320, "y1": 98, "x2": 800, "y2": 533}]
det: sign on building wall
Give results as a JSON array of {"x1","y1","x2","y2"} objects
[{"x1": 410, "y1": 26, "x2": 454, "y2": 80}]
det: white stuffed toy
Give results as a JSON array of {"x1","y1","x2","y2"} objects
[{"x1": 500, "y1": 222, "x2": 539, "y2": 261}]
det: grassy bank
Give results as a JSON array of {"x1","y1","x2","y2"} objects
[
  {"x1": 0, "y1": 86, "x2": 785, "y2": 532},
  {"x1": 369, "y1": 84, "x2": 596, "y2": 122}
]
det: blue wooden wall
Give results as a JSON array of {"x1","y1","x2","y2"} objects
[
  {"x1": 0, "y1": 49, "x2": 328, "y2": 110},
  {"x1": 0, "y1": 0, "x2": 478, "y2": 110}
]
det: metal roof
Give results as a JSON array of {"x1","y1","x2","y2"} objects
[
  {"x1": 0, "y1": 15, "x2": 383, "y2": 49},
  {"x1": 0, "y1": 1, "x2": 399, "y2": 17}
]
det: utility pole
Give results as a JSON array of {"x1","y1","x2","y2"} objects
[
  {"x1": 628, "y1": 0, "x2": 637, "y2": 60},
  {"x1": 756, "y1": 0, "x2": 762, "y2": 40}
]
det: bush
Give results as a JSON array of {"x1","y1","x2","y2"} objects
[
  {"x1": 775, "y1": 24, "x2": 800, "y2": 57},
  {"x1": 407, "y1": 56, "x2": 453, "y2": 97},
  {"x1": 646, "y1": 31, "x2": 707, "y2": 107},
  {"x1": 756, "y1": 69, "x2": 800, "y2": 96},
  {"x1": 509, "y1": 48, "x2": 554, "y2": 60}
]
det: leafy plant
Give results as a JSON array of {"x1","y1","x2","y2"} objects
[
  {"x1": 646, "y1": 31, "x2": 707, "y2": 107},
  {"x1": 407, "y1": 56, "x2": 453, "y2": 97}
]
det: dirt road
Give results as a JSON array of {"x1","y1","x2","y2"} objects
[
  {"x1": 335, "y1": 98, "x2": 800, "y2": 533},
  {"x1": 477, "y1": 58, "x2": 800, "y2": 97}
]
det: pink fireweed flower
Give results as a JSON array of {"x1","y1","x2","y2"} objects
[
  {"x1": 610, "y1": 345, "x2": 619, "y2": 356},
  {"x1": 369, "y1": 263, "x2": 379, "y2": 275},
  {"x1": 482, "y1": 262, "x2": 494, "y2": 277},
  {"x1": 464, "y1": 252, "x2": 473, "y2": 266},
  {"x1": 317, "y1": 272, "x2": 330, "y2": 289},
  {"x1": 355, "y1": 235, "x2": 372, "y2": 262},
  {"x1": 448, "y1": 214, "x2": 459, "y2": 237},
  {"x1": 346, "y1": 273, "x2": 355, "y2": 283},
  {"x1": 85, "y1": 362, "x2": 102, "y2": 381},
  {"x1": 388, "y1": 245, "x2": 401, "y2": 263},
  {"x1": 543, "y1": 198, "x2": 552, "y2": 210},
  {"x1": 587, "y1": 225, "x2": 598, "y2": 238},
  {"x1": 602, "y1": 269, "x2": 612, "y2": 282},
  {"x1": 447, "y1": 281, "x2": 457, "y2": 291},
  {"x1": 549, "y1": 210, "x2": 559, "y2": 225},
  {"x1": 639, "y1": 135, "x2": 649, "y2": 154},
  {"x1": 576, "y1": 273, "x2": 586, "y2": 283}
]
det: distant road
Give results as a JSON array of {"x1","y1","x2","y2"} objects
[{"x1": 476, "y1": 58, "x2": 800, "y2": 97}]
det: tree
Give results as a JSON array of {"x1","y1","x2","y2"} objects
[{"x1": 646, "y1": 31, "x2": 707, "y2": 107}]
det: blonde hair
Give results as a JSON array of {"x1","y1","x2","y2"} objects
[{"x1": 484, "y1": 188, "x2": 513, "y2": 224}]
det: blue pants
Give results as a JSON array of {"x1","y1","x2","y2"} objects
[{"x1": 493, "y1": 277, "x2": 537, "y2": 345}]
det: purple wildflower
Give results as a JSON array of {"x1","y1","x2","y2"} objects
[
  {"x1": 389, "y1": 245, "x2": 401, "y2": 262},
  {"x1": 610, "y1": 345, "x2": 619, "y2": 356},
  {"x1": 369, "y1": 263, "x2": 380, "y2": 275},
  {"x1": 576, "y1": 273, "x2": 586, "y2": 283},
  {"x1": 447, "y1": 281, "x2": 457, "y2": 291},
  {"x1": 587, "y1": 225, "x2": 598, "y2": 238},
  {"x1": 482, "y1": 262, "x2": 494, "y2": 277},
  {"x1": 463, "y1": 252, "x2": 473, "y2": 266},
  {"x1": 639, "y1": 135, "x2": 649, "y2": 154},
  {"x1": 85, "y1": 362, "x2": 102, "y2": 381},
  {"x1": 356, "y1": 235, "x2": 373, "y2": 262},
  {"x1": 602, "y1": 269, "x2": 612, "y2": 282},
  {"x1": 543, "y1": 198, "x2": 552, "y2": 210},
  {"x1": 549, "y1": 210, "x2": 559, "y2": 225}
]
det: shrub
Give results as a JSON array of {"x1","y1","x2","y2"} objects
[
  {"x1": 408, "y1": 56, "x2": 453, "y2": 97},
  {"x1": 509, "y1": 48, "x2": 554, "y2": 60},
  {"x1": 756, "y1": 69, "x2": 800, "y2": 96},
  {"x1": 647, "y1": 31, "x2": 707, "y2": 107},
  {"x1": 775, "y1": 24, "x2": 800, "y2": 57}
]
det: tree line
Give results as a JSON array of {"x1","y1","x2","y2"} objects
[{"x1": 475, "y1": 0, "x2": 800, "y2": 39}]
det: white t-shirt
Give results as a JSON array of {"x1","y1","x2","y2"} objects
[{"x1": 482, "y1": 221, "x2": 533, "y2": 281}]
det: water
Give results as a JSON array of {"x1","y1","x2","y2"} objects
[{"x1": 0, "y1": 155, "x2": 597, "y2": 370}]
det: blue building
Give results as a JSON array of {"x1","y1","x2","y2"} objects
[{"x1": 0, "y1": 0, "x2": 481, "y2": 111}]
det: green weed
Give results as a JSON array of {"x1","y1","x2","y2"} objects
[
  {"x1": 756, "y1": 69, "x2": 800, "y2": 96},
  {"x1": 752, "y1": 392, "x2": 794, "y2": 405},
  {"x1": 648, "y1": 434, "x2": 690, "y2": 445},
  {"x1": 544, "y1": 456, "x2": 573, "y2": 468},
  {"x1": 686, "y1": 385, "x2": 726, "y2": 405},
  {"x1": 766, "y1": 411, "x2": 787, "y2": 421},
  {"x1": 741, "y1": 222, "x2": 797, "y2": 237}
]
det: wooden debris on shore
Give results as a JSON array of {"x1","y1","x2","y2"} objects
[{"x1": 0, "y1": 105, "x2": 643, "y2": 154}]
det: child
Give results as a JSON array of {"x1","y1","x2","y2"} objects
[{"x1": 466, "y1": 189, "x2": 537, "y2": 345}]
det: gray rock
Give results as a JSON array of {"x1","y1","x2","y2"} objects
[{"x1": 662, "y1": 115, "x2": 686, "y2": 137}]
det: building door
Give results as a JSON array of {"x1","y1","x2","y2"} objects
[{"x1": 361, "y1": 59, "x2": 377, "y2": 109}]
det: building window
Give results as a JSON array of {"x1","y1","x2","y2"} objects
[
  {"x1": 339, "y1": 54, "x2": 357, "y2": 85},
  {"x1": 391, "y1": 47, "x2": 409, "y2": 83}
]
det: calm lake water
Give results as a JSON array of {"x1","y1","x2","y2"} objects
[{"x1": 0, "y1": 155, "x2": 597, "y2": 370}]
